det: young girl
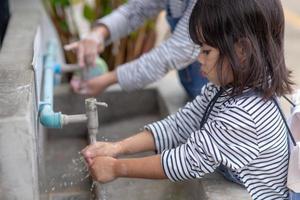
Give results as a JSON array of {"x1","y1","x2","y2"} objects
[{"x1": 82, "y1": 0, "x2": 293, "y2": 199}]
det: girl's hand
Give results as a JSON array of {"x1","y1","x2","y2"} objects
[
  {"x1": 81, "y1": 142, "x2": 122, "y2": 165},
  {"x1": 89, "y1": 156, "x2": 118, "y2": 183}
]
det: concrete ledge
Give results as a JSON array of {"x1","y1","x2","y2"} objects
[
  {"x1": 0, "y1": 11, "x2": 40, "y2": 70},
  {"x1": 0, "y1": 0, "x2": 43, "y2": 199},
  {"x1": 0, "y1": 69, "x2": 39, "y2": 199},
  {"x1": 0, "y1": 69, "x2": 35, "y2": 118},
  {"x1": 200, "y1": 173, "x2": 251, "y2": 200}
]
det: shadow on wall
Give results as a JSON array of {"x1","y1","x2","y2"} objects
[{"x1": 0, "y1": 0, "x2": 10, "y2": 47}]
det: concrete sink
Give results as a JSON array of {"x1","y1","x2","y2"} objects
[{"x1": 42, "y1": 84, "x2": 204, "y2": 200}]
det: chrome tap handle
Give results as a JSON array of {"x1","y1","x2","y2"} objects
[{"x1": 94, "y1": 101, "x2": 108, "y2": 108}]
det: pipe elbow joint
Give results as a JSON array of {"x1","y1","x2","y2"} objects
[{"x1": 39, "y1": 105, "x2": 62, "y2": 128}]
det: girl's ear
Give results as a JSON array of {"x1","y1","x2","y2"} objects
[{"x1": 234, "y1": 38, "x2": 249, "y2": 64}]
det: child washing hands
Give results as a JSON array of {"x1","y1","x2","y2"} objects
[{"x1": 82, "y1": 0, "x2": 293, "y2": 199}]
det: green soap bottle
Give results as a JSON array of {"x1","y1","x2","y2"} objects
[{"x1": 76, "y1": 57, "x2": 108, "y2": 80}]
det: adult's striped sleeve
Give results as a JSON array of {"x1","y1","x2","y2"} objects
[
  {"x1": 97, "y1": 0, "x2": 166, "y2": 45},
  {"x1": 115, "y1": 1, "x2": 200, "y2": 91}
]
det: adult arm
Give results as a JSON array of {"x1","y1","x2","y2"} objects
[
  {"x1": 65, "y1": 0, "x2": 166, "y2": 67},
  {"x1": 116, "y1": 0, "x2": 201, "y2": 91},
  {"x1": 96, "y1": 0, "x2": 167, "y2": 44}
]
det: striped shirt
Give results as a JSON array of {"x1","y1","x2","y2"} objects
[
  {"x1": 97, "y1": 0, "x2": 199, "y2": 91},
  {"x1": 145, "y1": 83, "x2": 289, "y2": 200}
]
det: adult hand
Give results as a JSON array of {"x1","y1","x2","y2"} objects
[
  {"x1": 64, "y1": 26, "x2": 109, "y2": 67},
  {"x1": 89, "y1": 156, "x2": 118, "y2": 183},
  {"x1": 70, "y1": 71, "x2": 118, "y2": 96},
  {"x1": 81, "y1": 141, "x2": 122, "y2": 165}
]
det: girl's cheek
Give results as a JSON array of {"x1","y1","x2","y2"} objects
[{"x1": 198, "y1": 54, "x2": 205, "y2": 65}]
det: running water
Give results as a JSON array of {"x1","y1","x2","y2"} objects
[
  {"x1": 89, "y1": 134, "x2": 108, "y2": 200},
  {"x1": 42, "y1": 149, "x2": 109, "y2": 199},
  {"x1": 42, "y1": 153, "x2": 95, "y2": 198}
]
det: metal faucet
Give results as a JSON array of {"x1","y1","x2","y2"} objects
[
  {"x1": 85, "y1": 98, "x2": 108, "y2": 144},
  {"x1": 84, "y1": 98, "x2": 108, "y2": 200}
]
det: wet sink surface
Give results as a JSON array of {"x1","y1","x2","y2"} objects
[{"x1": 42, "y1": 86, "x2": 203, "y2": 200}]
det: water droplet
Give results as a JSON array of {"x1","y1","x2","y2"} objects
[
  {"x1": 100, "y1": 185, "x2": 108, "y2": 200},
  {"x1": 90, "y1": 181, "x2": 96, "y2": 191},
  {"x1": 83, "y1": 173, "x2": 90, "y2": 180}
]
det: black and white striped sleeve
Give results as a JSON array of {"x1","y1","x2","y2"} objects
[
  {"x1": 161, "y1": 104, "x2": 260, "y2": 182},
  {"x1": 145, "y1": 84, "x2": 216, "y2": 153}
]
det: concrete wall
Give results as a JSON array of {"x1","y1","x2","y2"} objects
[{"x1": 0, "y1": 0, "x2": 62, "y2": 199}]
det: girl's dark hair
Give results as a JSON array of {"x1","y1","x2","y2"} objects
[{"x1": 189, "y1": 0, "x2": 293, "y2": 98}]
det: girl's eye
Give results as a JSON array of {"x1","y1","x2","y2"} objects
[{"x1": 201, "y1": 50, "x2": 211, "y2": 55}]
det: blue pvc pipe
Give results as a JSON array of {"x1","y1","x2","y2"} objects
[{"x1": 39, "y1": 40, "x2": 62, "y2": 128}]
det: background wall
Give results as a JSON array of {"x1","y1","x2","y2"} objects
[{"x1": 0, "y1": 0, "x2": 63, "y2": 199}]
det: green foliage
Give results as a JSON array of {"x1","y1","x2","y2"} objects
[
  {"x1": 58, "y1": 20, "x2": 69, "y2": 32},
  {"x1": 44, "y1": 0, "x2": 155, "y2": 65},
  {"x1": 83, "y1": 3, "x2": 97, "y2": 22},
  {"x1": 101, "y1": 0, "x2": 113, "y2": 16},
  {"x1": 50, "y1": 0, "x2": 70, "y2": 7}
]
